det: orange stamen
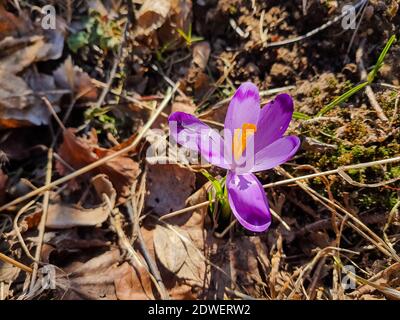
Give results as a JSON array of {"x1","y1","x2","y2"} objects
[{"x1": 232, "y1": 123, "x2": 257, "y2": 160}]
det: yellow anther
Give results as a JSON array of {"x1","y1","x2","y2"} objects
[{"x1": 232, "y1": 123, "x2": 257, "y2": 160}]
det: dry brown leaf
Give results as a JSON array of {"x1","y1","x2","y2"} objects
[
  {"x1": 164, "y1": 184, "x2": 208, "y2": 299},
  {"x1": 64, "y1": 249, "x2": 122, "y2": 299},
  {"x1": 44, "y1": 228, "x2": 110, "y2": 253},
  {"x1": 192, "y1": 41, "x2": 211, "y2": 70},
  {"x1": 135, "y1": 0, "x2": 192, "y2": 49},
  {"x1": 46, "y1": 202, "x2": 110, "y2": 229},
  {"x1": 0, "y1": 35, "x2": 62, "y2": 74},
  {"x1": 136, "y1": 0, "x2": 171, "y2": 36},
  {"x1": 229, "y1": 237, "x2": 267, "y2": 296},
  {"x1": 0, "y1": 72, "x2": 46, "y2": 127},
  {"x1": 146, "y1": 163, "x2": 195, "y2": 215},
  {"x1": 0, "y1": 4, "x2": 31, "y2": 40},
  {"x1": 171, "y1": 96, "x2": 197, "y2": 114},
  {"x1": 153, "y1": 224, "x2": 187, "y2": 273},
  {"x1": 63, "y1": 249, "x2": 153, "y2": 300},
  {"x1": 158, "y1": 0, "x2": 192, "y2": 46},
  {"x1": 114, "y1": 262, "x2": 154, "y2": 300},
  {"x1": 0, "y1": 260, "x2": 20, "y2": 299},
  {"x1": 46, "y1": 174, "x2": 115, "y2": 229},
  {"x1": 0, "y1": 5, "x2": 65, "y2": 128},
  {"x1": 53, "y1": 57, "x2": 98, "y2": 101},
  {"x1": 142, "y1": 183, "x2": 209, "y2": 299},
  {"x1": 56, "y1": 129, "x2": 140, "y2": 199}
]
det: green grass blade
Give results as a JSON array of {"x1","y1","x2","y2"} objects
[
  {"x1": 293, "y1": 111, "x2": 311, "y2": 120},
  {"x1": 368, "y1": 35, "x2": 397, "y2": 83},
  {"x1": 317, "y1": 34, "x2": 396, "y2": 117},
  {"x1": 317, "y1": 81, "x2": 369, "y2": 116}
]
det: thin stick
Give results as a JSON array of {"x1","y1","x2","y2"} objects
[
  {"x1": 276, "y1": 166, "x2": 398, "y2": 261},
  {"x1": 0, "y1": 252, "x2": 33, "y2": 273},
  {"x1": 30, "y1": 148, "x2": 53, "y2": 290},
  {"x1": 265, "y1": 0, "x2": 367, "y2": 48},
  {"x1": 126, "y1": 175, "x2": 170, "y2": 300},
  {"x1": 13, "y1": 200, "x2": 38, "y2": 262},
  {"x1": 0, "y1": 84, "x2": 178, "y2": 212},
  {"x1": 42, "y1": 97, "x2": 66, "y2": 131},
  {"x1": 270, "y1": 208, "x2": 291, "y2": 231},
  {"x1": 356, "y1": 39, "x2": 389, "y2": 121},
  {"x1": 160, "y1": 156, "x2": 400, "y2": 220},
  {"x1": 94, "y1": 20, "x2": 129, "y2": 110}
]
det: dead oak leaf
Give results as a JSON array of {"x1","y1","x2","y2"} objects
[
  {"x1": 46, "y1": 202, "x2": 110, "y2": 229},
  {"x1": 45, "y1": 174, "x2": 116, "y2": 229},
  {"x1": 62, "y1": 249, "x2": 153, "y2": 300},
  {"x1": 56, "y1": 129, "x2": 140, "y2": 199},
  {"x1": 114, "y1": 262, "x2": 154, "y2": 300}
]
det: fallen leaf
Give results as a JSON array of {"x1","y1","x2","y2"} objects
[
  {"x1": 171, "y1": 96, "x2": 197, "y2": 114},
  {"x1": 0, "y1": 5, "x2": 64, "y2": 128},
  {"x1": 63, "y1": 249, "x2": 122, "y2": 299},
  {"x1": 135, "y1": 0, "x2": 192, "y2": 49},
  {"x1": 192, "y1": 41, "x2": 211, "y2": 70},
  {"x1": 142, "y1": 183, "x2": 209, "y2": 299},
  {"x1": 114, "y1": 262, "x2": 154, "y2": 300},
  {"x1": 136, "y1": 0, "x2": 171, "y2": 36},
  {"x1": 153, "y1": 224, "x2": 187, "y2": 273},
  {"x1": 0, "y1": 34, "x2": 63, "y2": 74},
  {"x1": 0, "y1": 260, "x2": 20, "y2": 299},
  {"x1": 229, "y1": 237, "x2": 268, "y2": 296},
  {"x1": 53, "y1": 57, "x2": 98, "y2": 101},
  {"x1": 0, "y1": 4, "x2": 31, "y2": 40},
  {"x1": 145, "y1": 163, "x2": 195, "y2": 215},
  {"x1": 56, "y1": 129, "x2": 140, "y2": 199},
  {"x1": 46, "y1": 202, "x2": 110, "y2": 229},
  {"x1": 158, "y1": 0, "x2": 192, "y2": 47},
  {"x1": 62, "y1": 249, "x2": 153, "y2": 300},
  {"x1": 0, "y1": 72, "x2": 49, "y2": 127},
  {"x1": 45, "y1": 174, "x2": 116, "y2": 229},
  {"x1": 44, "y1": 228, "x2": 110, "y2": 253}
]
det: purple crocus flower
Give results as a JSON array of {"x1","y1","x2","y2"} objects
[{"x1": 168, "y1": 82, "x2": 300, "y2": 232}]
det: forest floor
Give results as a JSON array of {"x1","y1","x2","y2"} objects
[{"x1": 0, "y1": 0, "x2": 399, "y2": 300}]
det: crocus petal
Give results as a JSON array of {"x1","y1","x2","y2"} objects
[
  {"x1": 224, "y1": 82, "x2": 260, "y2": 132},
  {"x1": 168, "y1": 112, "x2": 228, "y2": 168},
  {"x1": 252, "y1": 136, "x2": 300, "y2": 172},
  {"x1": 254, "y1": 93, "x2": 294, "y2": 151},
  {"x1": 226, "y1": 171, "x2": 271, "y2": 232}
]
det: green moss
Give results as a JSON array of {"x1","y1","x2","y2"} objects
[
  {"x1": 359, "y1": 194, "x2": 376, "y2": 209},
  {"x1": 228, "y1": 5, "x2": 237, "y2": 15},
  {"x1": 327, "y1": 76, "x2": 339, "y2": 90},
  {"x1": 388, "y1": 192, "x2": 400, "y2": 208},
  {"x1": 389, "y1": 166, "x2": 400, "y2": 178},
  {"x1": 311, "y1": 87, "x2": 321, "y2": 97},
  {"x1": 351, "y1": 145, "x2": 377, "y2": 159}
]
